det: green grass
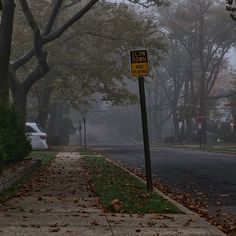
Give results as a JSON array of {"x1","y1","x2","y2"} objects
[
  {"x1": 173, "y1": 144, "x2": 236, "y2": 154},
  {"x1": 0, "y1": 151, "x2": 57, "y2": 202},
  {"x1": 192, "y1": 146, "x2": 236, "y2": 154},
  {"x1": 79, "y1": 148, "x2": 97, "y2": 155},
  {"x1": 82, "y1": 154, "x2": 180, "y2": 214},
  {"x1": 27, "y1": 151, "x2": 57, "y2": 165}
]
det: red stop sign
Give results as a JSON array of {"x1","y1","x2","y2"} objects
[{"x1": 196, "y1": 112, "x2": 204, "y2": 122}]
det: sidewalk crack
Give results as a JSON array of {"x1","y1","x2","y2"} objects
[{"x1": 105, "y1": 215, "x2": 114, "y2": 236}]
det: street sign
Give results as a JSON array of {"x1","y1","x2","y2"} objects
[
  {"x1": 130, "y1": 50, "x2": 149, "y2": 77},
  {"x1": 196, "y1": 112, "x2": 204, "y2": 122}
]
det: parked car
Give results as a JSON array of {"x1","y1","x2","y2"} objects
[{"x1": 25, "y1": 122, "x2": 48, "y2": 150}]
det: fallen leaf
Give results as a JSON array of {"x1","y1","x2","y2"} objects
[
  {"x1": 49, "y1": 228, "x2": 60, "y2": 232},
  {"x1": 110, "y1": 199, "x2": 123, "y2": 212},
  {"x1": 91, "y1": 220, "x2": 98, "y2": 226},
  {"x1": 183, "y1": 219, "x2": 192, "y2": 226}
]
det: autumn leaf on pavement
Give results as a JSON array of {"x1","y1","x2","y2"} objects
[
  {"x1": 110, "y1": 199, "x2": 123, "y2": 212},
  {"x1": 90, "y1": 220, "x2": 98, "y2": 226},
  {"x1": 49, "y1": 228, "x2": 60, "y2": 232},
  {"x1": 183, "y1": 219, "x2": 192, "y2": 226}
]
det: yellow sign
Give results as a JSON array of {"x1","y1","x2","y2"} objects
[{"x1": 130, "y1": 50, "x2": 149, "y2": 77}]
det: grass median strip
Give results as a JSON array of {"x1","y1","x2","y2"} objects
[{"x1": 82, "y1": 154, "x2": 180, "y2": 214}]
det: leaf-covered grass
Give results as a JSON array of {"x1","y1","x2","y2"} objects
[
  {"x1": 0, "y1": 151, "x2": 57, "y2": 202},
  {"x1": 82, "y1": 155, "x2": 180, "y2": 214}
]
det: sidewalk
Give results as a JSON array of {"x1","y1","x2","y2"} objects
[{"x1": 0, "y1": 152, "x2": 225, "y2": 235}]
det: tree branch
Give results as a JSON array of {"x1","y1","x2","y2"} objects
[
  {"x1": 22, "y1": 60, "x2": 49, "y2": 93},
  {"x1": 207, "y1": 92, "x2": 236, "y2": 100},
  {"x1": 19, "y1": 0, "x2": 49, "y2": 91},
  {"x1": 42, "y1": 0, "x2": 98, "y2": 43},
  {"x1": 11, "y1": 0, "x2": 99, "y2": 69},
  {"x1": 19, "y1": 0, "x2": 42, "y2": 58},
  {"x1": 43, "y1": 0, "x2": 63, "y2": 35}
]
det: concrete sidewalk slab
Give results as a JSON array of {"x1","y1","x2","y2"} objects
[
  {"x1": 0, "y1": 152, "x2": 225, "y2": 235},
  {"x1": 0, "y1": 226, "x2": 113, "y2": 236}
]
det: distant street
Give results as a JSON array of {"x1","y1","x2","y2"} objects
[{"x1": 92, "y1": 145, "x2": 236, "y2": 221}]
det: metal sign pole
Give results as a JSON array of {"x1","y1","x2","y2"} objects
[
  {"x1": 138, "y1": 76, "x2": 153, "y2": 192},
  {"x1": 130, "y1": 49, "x2": 153, "y2": 192},
  {"x1": 199, "y1": 124, "x2": 202, "y2": 148},
  {"x1": 79, "y1": 120, "x2": 82, "y2": 146},
  {"x1": 83, "y1": 117, "x2": 87, "y2": 150}
]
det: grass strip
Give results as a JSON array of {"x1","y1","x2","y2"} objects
[
  {"x1": 192, "y1": 146, "x2": 236, "y2": 154},
  {"x1": 0, "y1": 151, "x2": 56, "y2": 202},
  {"x1": 82, "y1": 154, "x2": 180, "y2": 214},
  {"x1": 79, "y1": 148, "x2": 97, "y2": 155},
  {"x1": 27, "y1": 151, "x2": 57, "y2": 165}
]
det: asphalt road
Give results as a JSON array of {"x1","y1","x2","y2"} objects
[{"x1": 91, "y1": 145, "x2": 236, "y2": 219}]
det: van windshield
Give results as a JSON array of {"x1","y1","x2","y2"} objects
[{"x1": 36, "y1": 123, "x2": 45, "y2": 132}]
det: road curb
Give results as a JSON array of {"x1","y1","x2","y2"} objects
[
  {"x1": 104, "y1": 156, "x2": 226, "y2": 236},
  {"x1": 104, "y1": 157, "x2": 194, "y2": 215}
]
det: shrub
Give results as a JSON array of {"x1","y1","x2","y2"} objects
[
  {"x1": 0, "y1": 104, "x2": 32, "y2": 164},
  {"x1": 0, "y1": 146, "x2": 4, "y2": 176}
]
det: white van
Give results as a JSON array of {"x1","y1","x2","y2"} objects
[{"x1": 25, "y1": 122, "x2": 48, "y2": 150}]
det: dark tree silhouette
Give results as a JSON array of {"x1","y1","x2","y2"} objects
[{"x1": 226, "y1": 0, "x2": 236, "y2": 20}]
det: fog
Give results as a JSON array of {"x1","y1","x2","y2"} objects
[{"x1": 22, "y1": 0, "x2": 236, "y2": 146}]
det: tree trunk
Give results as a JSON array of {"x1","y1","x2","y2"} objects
[
  {"x1": 186, "y1": 117, "x2": 193, "y2": 143},
  {"x1": 0, "y1": 151, "x2": 3, "y2": 177},
  {"x1": 151, "y1": 112, "x2": 162, "y2": 142},
  {"x1": 11, "y1": 86, "x2": 28, "y2": 128},
  {"x1": 37, "y1": 88, "x2": 52, "y2": 130},
  {"x1": 199, "y1": 82, "x2": 207, "y2": 145},
  {"x1": 155, "y1": 123, "x2": 163, "y2": 142},
  {"x1": 172, "y1": 109, "x2": 179, "y2": 142},
  {"x1": 0, "y1": 0, "x2": 15, "y2": 105}
]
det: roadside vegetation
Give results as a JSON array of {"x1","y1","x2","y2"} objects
[
  {"x1": 208, "y1": 146, "x2": 236, "y2": 154},
  {"x1": 173, "y1": 144, "x2": 236, "y2": 154},
  {"x1": 0, "y1": 151, "x2": 57, "y2": 203},
  {"x1": 27, "y1": 151, "x2": 57, "y2": 165},
  {"x1": 0, "y1": 104, "x2": 32, "y2": 176},
  {"x1": 82, "y1": 152, "x2": 180, "y2": 214}
]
